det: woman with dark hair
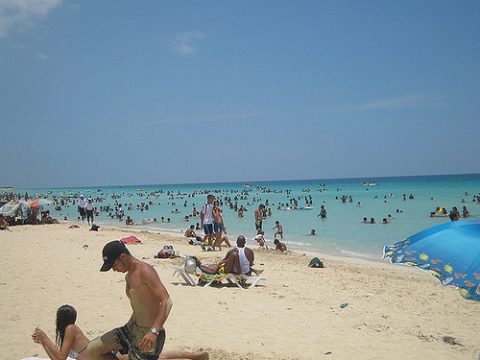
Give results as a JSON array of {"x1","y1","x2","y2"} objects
[
  {"x1": 32, "y1": 304, "x2": 91, "y2": 360},
  {"x1": 31, "y1": 305, "x2": 208, "y2": 360}
]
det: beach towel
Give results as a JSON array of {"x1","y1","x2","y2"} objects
[{"x1": 121, "y1": 235, "x2": 141, "y2": 244}]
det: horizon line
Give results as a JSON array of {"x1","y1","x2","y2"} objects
[{"x1": 3, "y1": 172, "x2": 480, "y2": 191}]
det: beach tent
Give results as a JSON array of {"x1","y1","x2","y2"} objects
[{"x1": 0, "y1": 200, "x2": 21, "y2": 217}]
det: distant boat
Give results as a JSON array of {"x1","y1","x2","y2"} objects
[
  {"x1": 244, "y1": 184, "x2": 252, "y2": 188},
  {"x1": 362, "y1": 182, "x2": 377, "y2": 186}
]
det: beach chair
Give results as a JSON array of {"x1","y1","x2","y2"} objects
[
  {"x1": 172, "y1": 264, "x2": 265, "y2": 288},
  {"x1": 225, "y1": 273, "x2": 266, "y2": 289},
  {"x1": 171, "y1": 265, "x2": 197, "y2": 286}
]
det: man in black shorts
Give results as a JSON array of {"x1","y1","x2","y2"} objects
[
  {"x1": 87, "y1": 241, "x2": 172, "y2": 360},
  {"x1": 77, "y1": 195, "x2": 87, "y2": 222}
]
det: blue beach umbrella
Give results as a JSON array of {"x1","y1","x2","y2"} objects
[{"x1": 383, "y1": 220, "x2": 480, "y2": 301}]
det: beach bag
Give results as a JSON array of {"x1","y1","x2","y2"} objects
[
  {"x1": 90, "y1": 224, "x2": 100, "y2": 231},
  {"x1": 308, "y1": 257, "x2": 324, "y2": 268}
]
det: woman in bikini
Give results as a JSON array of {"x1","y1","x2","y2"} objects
[{"x1": 31, "y1": 304, "x2": 208, "y2": 360}]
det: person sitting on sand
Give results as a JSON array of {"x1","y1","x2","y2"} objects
[
  {"x1": 273, "y1": 239, "x2": 287, "y2": 253},
  {"x1": 185, "y1": 225, "x2": 204, "y2": 244},
  {"x1": 0, "y1": 214, "x2": 8, "y2": 230},
  {"x1": 253, "y1": 230, "x2": 267, "y2": 249},
  {"x1": 125, "y1": 216, "x2": 134, "y2": 225},
  {"x1": 213, "y1": 232, "x2": 232, "y2": 249},
  {"x1": 184, "y1": 225, "x2": 197, "y2": 238},
  {"x1": 31, "y1": 304, "x2": 209, "y2": 360}
]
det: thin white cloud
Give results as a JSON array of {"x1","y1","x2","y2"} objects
[
  {"x1": 145, "y1": 112, "x2": 259, "y2": 126},
  {"x1": 36, "y1": 52, "x2": 49, "y2": 60},
  {"x1": 0, "y1": 0, "x2": 62, "y2": 38},
  {"x1": 169, "y1": 30, "x2": 204, "y2": 55},
  {"x1": 357, "y1": 94, "x2": 447, "y2": 110}
]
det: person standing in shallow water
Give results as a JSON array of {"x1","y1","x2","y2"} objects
[
  {"x1": 87, "y1": 241, "x2": 172, "y2": 360},
  {"x1": 254, "y1": 204, "x2": 265, "y2": 232},
  {"x1": 449, "y1": 207, "x2": 460, "y2": 221},
  {"x1": 273, "y1": 221, "x2": 283, "y2": 239},
  {"x1": 212, "y1": 200, "x2": 225, "y2": 250},
  {"x1": 200, "y1": 195, "x2": 215, "y2": 247},
  {"x1": 77, "y1": 195, "x2": 87, "y2": 222},
  {"x1": 85, "y1": 198, "x2": 95, "y2": 226},
  {"x1": 317, "y1": 205, "x2": 327, "y2": 219}
]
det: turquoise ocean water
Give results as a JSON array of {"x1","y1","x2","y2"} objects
[{"x1": 5, "y1": 174, "x2": 480, "y2": 261}]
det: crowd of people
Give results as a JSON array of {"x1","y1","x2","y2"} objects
[
  {"x1": 182, "y1": 194, "x2": 288, "y2": 254},
  {"x1": 2, "y1": 187, "x2": 479, "y2": 242}
]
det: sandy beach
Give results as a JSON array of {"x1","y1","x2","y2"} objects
[{"x1": 1, "y1": 223, "x2": 478, "y2": 360}]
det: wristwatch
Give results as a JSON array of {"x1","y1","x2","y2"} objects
[{"x1": 150, "y1": 327, "x2": 159, "y2": 336}]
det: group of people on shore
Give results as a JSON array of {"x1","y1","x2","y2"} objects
[
  {"x1": 181, "y1": 194, "x2": 289, "y2": 255},
  {"x1": 76, "y1": 195, "x2": 96, "y2": 226},
  {"x1": 30, "y1": 229, "x2": 270, "y2": 359}
]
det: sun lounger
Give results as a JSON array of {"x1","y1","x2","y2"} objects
[
  {"x1": 172, "y1": 265, "x2": 197, "y2": 286},
  {"x1": 172, "y1": 265, "x2": 265, "y2": 288}
]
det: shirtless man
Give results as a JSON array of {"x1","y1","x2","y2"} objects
[
  {"x1": 185, "y1": 224, "x2": 203, "y2": 243},
  {"x1": 254, "y1": 204, "x2": 265, "y2": 232},
  {"x1": 184, "y1": 225, "x2": 197, "y2": 238},
  {"x1": 212, "y1": 200, "x2": 225, "y2": 249},
  {"x1": 87, "y1": 240, "x2": 172, "y2": 360}
]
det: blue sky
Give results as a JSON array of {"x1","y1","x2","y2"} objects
[{"x1": 1, "y1": 0, "x2": 479, "y2": 188}]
